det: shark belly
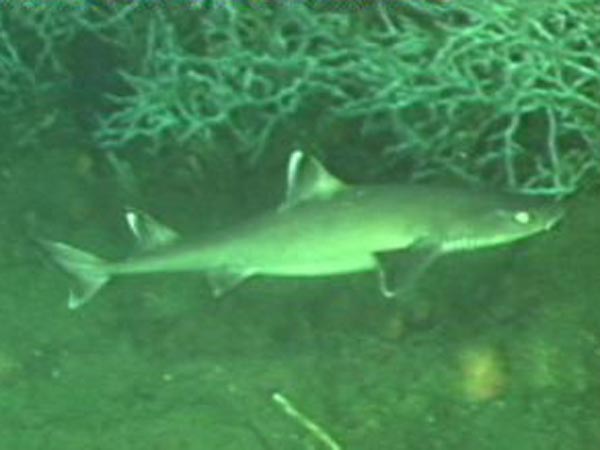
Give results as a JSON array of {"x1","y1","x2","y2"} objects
[{"x1": 254, "y1": 252, "x2": 377, "y2": 276}]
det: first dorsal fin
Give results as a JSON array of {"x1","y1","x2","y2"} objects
[{"x1": 282, "y1": 150, "x2": 347, "y2": 209}]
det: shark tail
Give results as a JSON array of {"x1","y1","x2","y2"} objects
[{"x1": 40, "y1": 240, "x2": 111, "y2": 310}]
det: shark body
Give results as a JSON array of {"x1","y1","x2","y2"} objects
[{"x1": 42, "y1": 151, "x2": 565, "y2": 309}]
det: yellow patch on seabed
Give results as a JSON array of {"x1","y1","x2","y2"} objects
[{"x1": 459, "y1": 345, "x2": 508, "y2": 402}]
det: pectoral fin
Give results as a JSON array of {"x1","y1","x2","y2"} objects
[
  {"x1": 375, "y1": 244, "x2": 441, "y2": 298},
  {"x1": 205, "y1": 268, "x2": 256, "y2": 297}
]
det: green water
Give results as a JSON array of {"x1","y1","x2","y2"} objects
[{"x1": 1, "y1": 1, "x2": 600, "y2": 449}]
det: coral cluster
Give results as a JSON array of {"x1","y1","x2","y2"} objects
[{"x1": 1, "y1": 0, "x2": 598, "y2": 193}]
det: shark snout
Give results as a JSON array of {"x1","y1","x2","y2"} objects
[{"x1": 543, "y1": 203, "x2": 566, "y2": 231}]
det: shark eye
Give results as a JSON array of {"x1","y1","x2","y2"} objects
[{"x1": 513, "y1": 211, "x2": 531, "y2": 224}]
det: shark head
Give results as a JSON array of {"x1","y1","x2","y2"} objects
[
  {"x1": 438, "y1": 190, "x2": 565, "y2": 252},
  {"x1": 281, "y1": 151, "x2": 566, "y2": 255}
]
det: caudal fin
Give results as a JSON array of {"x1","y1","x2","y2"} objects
[{"x1": 39, "y1": 240, "x2": 110, "y2": 309}]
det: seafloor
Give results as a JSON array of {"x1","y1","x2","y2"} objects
[{"x1": 1, "y1": 142, "x2": 599, "y2": 449}]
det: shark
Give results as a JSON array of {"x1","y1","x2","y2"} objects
[{"x1": 41, "y1": 150, "x2": 565, "y2": 309}]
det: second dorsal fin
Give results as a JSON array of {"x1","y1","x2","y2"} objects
[{"x1": 124, "y1": 207, "x2": 180, "y2": 250}]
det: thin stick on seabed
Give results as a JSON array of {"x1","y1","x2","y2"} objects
[{"x1": 272, "y1": 391, "x2": 342, "y2": 450}]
